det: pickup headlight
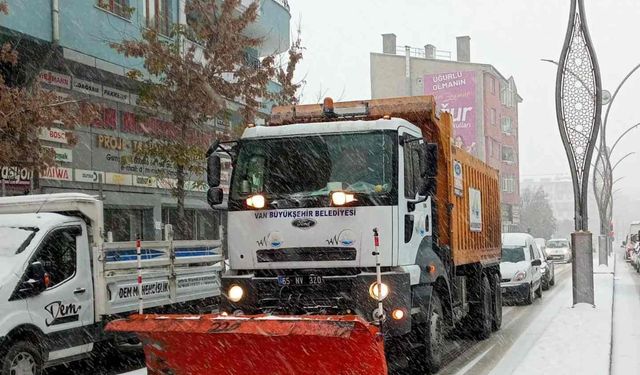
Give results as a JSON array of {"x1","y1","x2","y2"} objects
[{"x1": 513, "y1": 270, "x2": 527, "y2": 282}]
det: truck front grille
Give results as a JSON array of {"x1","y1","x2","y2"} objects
[{"x1": 256, "y1": 247, "x2": 357, "y2": 262}]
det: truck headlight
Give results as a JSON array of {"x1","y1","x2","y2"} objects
[
  {"x1": 369, "y1": 282, "x2": 389, "y2": 300},
  {"x1": 513, "y1": 271, "x2": 527, "y2": 282},
  {"x1": 331, "y1": 191, "x2": 356, "y2": 206},
  {"x1": 227, "y1": 285, "x2": 245, "y2": 302}
]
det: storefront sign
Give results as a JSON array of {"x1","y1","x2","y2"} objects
[
  {"x1": 75, "y1": 169, "x2": 105, "y2": 183},
  {"x1": 106, "y1": 172, "x2": 133, "y2": 186},
  {"x1": 0, "y1": 167, "x2": 32, "y2": 184},
  {"x1": 45, "y1": 147, "x2": 73, "y2": 163},
  {"x1": 41, "y1": 166, "x2": 72, "y2": 181},
  {"x1": 97, "y1": 134, "x2": 127, "y2": 151},
  {"x1": 72, "y1": 78, "x2": 102, "y2": 97},
  {"x1": 133, "y1": 175, "x2": 156, "y2": 188},
  {"x1": 156, "y1": 178, "x2": 177, "y2": 189},
  {"x1": 38, "y1": 70, "x2": 71, "y2": 89},
  {"x1": 102, "y1": 86, "x2": 129, "y2": 104},
  {"x1": 38, "y1": 128, "x2": 70, "y2": 144}
]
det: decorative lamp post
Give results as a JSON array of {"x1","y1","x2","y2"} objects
[{"x1": 555, "y1": 0, "x2": 602, "y2": 305}]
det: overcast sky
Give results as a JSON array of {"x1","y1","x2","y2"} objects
[{"x1": 287, "y1": 0, "x2": 640, "y2": 193}]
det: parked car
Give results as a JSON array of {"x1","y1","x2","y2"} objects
[
  {"x1": 540, "y1": 248, "x2": 556, "y2": 290},
  {"x1": 546, "y1": 238, "x2": 572, "y2": 263},
  {"x1": 500, "y1": 233, "x2": 544, "y2": 305}
]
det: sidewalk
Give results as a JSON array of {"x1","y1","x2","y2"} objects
[
  {"x1": 611, "y1": 250, "x2": 640, "y2": 374},
  {"x1": 503, "y1": 253, "x2": 615, "y2": 375}
]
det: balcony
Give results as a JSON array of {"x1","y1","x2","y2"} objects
[{"x1": 241, "y1": 0, "x2": 291, "y2": 56}]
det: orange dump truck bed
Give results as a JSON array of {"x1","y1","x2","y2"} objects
[{"x1": 270, "y1": 95, "x2": 501, "y2": 267}]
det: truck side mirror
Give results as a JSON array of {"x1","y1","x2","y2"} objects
[
  {"x1": 419, "y1": 143, "x2": 438, "y2": 196},
  {"x1": 207, "y1": 154, "x2": 222, "y2": 188},
  {"x1": 207, "y1": 187, "x2": 224, "y2": 207}
]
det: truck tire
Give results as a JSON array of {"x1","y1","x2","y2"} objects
[
  {"x1": 491, "y1": 273, "x2": 502, "y2": 331},
  {"x1": 474, "y1": 276, "x2": 492, "y2": 340},
  {"x1": 406, "y1": 292, "x2": 444, "y2": 374},
  {"x1": 1, "y1": 340, "x2": 43, "y2": 375},
  {"x1": 550, "y1": 273, "x2": 555, "y2": 286},
  {"x1": 425, "y1": 292, "x2": 444, "y2": 373}
]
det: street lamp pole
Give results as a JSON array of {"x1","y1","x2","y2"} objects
[{"x1": 555, "y1": 0, "x2": 602, "y2": 306}]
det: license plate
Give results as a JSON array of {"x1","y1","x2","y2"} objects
[{"x1": 277, "y1": 275, "x2": 324, "y2": 286}]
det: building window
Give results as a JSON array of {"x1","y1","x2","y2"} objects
[
  {"x1": 500, "y1": 82, "x2": 515, "y2": 108},
  {"x1": 491, "y1": 77, "x2": 496, "y2": 94},
  {"x1": 162, "y1": 207, "x2": 220, "y2": 240},
  {"x1": 490, "y1": 108, "x2": 496, "y2": 125},
  {"x1": 502, "y1": 176, "x2": 516, "y2": 193},
  {"x1": 97, "y1": 0, "x2": 132, "y2": 19},
  {"x1": 501, "y1": 116, "x2": 513, "y2": 134},
  {"x1": 105, "y1": 208, "x2": 154, "y2": 241},
  {"x1": 145, "y1": 0, "x2": 173, "y2": 36},
  {"x1": 502, "y1": 146, "x2": 516, "y2": 164}
]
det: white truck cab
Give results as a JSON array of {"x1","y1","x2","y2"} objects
[{"x1": 0, "y1": 194, "x2": 222, "y2": 374}]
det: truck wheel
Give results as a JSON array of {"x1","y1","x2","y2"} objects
[
  {"x1": 406, "y1": 292, "x2": 444, "y2": 374},
  {"x1": 1, "y1": 340, "x2": 43, "y2": 375},
  {"x1": 474, "y1": 276, "x2": 492, "y2": 340},
  {"x1": 491, "y1": 274, "x2": 502, "y2": 331},
  {"x1": 424, "y1": 292, "x2": 444, "y2": 373}
]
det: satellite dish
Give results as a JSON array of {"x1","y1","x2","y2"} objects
[{"x1": 602, "y1": 90, "x2": 612, "y2": 106}]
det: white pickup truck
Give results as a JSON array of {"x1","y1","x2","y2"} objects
[{"x1": 0, "y1": 193, "x2": 222, "y2": 374}]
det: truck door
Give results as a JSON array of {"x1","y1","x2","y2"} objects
[
  {"x1": 397, "y1": 128, "x2": 432, "y2": 266},
  {"x1": 25, "y1": 224, "x2": 95, "y2": 360}
]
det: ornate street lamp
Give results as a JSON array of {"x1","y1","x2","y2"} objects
[{"x1": 555, "y1": 0, "x2": 602, "y2": 305}]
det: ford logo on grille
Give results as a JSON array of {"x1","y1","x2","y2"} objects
[{"x1": 292, "y1": 218, "x2": 316, "y2": 229}]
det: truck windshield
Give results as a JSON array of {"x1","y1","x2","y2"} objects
[
  {"x1": 501, "y1": 246, "x2": 526, "y2": 263},
  {"x1": 0, "y1": 227, "x2": 38, "y2": 256},
  {"x1": 230, "y1": 131, "x2": 396, "y2": 205}
]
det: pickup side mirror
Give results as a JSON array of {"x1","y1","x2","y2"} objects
[
  {"x1": 207, "y1": 187, "x2": 224, "y2": 207},
  {"x1": 531, "y1": 259, "x2": 542, "y2": 267},
  {"x1": 17, "y1": 262, "x2": 48, "y2": 298}
]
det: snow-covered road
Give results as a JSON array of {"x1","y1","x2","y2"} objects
[{"x1": 439, "y1": 262, "x2": 574, "y2": 374}]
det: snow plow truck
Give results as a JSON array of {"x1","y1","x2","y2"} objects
[{"x1": 108, "y1": 96, "x2": 502, "y2": 374}]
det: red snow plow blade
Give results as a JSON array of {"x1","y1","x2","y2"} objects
[{"x1": 107, "y1": 314, "x2": 388, "y2": 375}]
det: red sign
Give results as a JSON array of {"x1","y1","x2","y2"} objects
[
  {"x1": 38, "y1": 70, "x2": 72, "y2": 89},
  {"x1": 41, "y1": 166, "x2": 72, "y2": 181}
]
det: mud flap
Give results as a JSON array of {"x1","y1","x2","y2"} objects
[{"x1": 107, "y1": 314, "x2": 388, "y2": 375}]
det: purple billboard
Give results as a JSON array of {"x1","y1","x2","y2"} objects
[{"x1": 424, "y1": 71, "x2": 477, "y2": 155}]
